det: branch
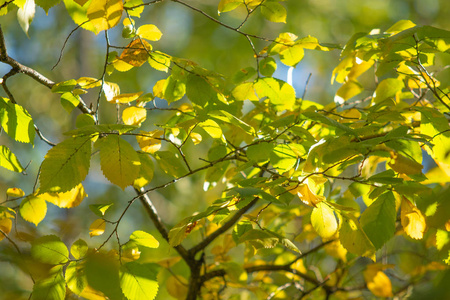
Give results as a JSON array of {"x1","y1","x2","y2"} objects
[{"x1": 188, "y1": 197, "x2": 259, "y2": 256}]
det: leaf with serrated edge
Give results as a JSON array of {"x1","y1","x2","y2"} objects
[
  {"x1": 96, "y1": 135, "x2": 140, "y2": 190},
  {"x1": 31, "y1": 235, "x2": 69, "y2": 264}
]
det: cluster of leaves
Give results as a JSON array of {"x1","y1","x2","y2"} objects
[{"x1": 1, "y1": 0, "x2": 450, "y2": 299}]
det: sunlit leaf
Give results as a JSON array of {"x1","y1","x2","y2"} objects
[
  {"x1": 63, "y1": 0, "x2": 97, "y2": 33},
  {"x1": 232, "y1": 82, "x2": 258, "y2": 101},
  {"x1": 130, "y1": 230, "x2": 159, "y2": 249},
  {"x1": 0, "y1": 218, "x2": 12, "y2": 241},
  {"x1": 254, "y1": 77, "x2": 296, "y2": 111},
  {"x1": 372, "y1": 78, "x2": 404, "y2": 104},
  {"x1": 0, "y1": 97, "x2": 35, "y2": 144},
  {"x1": 0, "y1": 146, "x2": 24, "y2": 172},
  {"x1": 6, "y1": 187, "x2": 25, "y2": 198},
  {"x1": 311, "y1": 202, "x2": 338, "y2": 239},
  {"x1": 136, "y1": 130, "x2": 163, "y2": 154},
  {"x1": 89, "y1": 219, "x2": 106, "y2": 237},
  {"x1": 40, "y1": 183, "x2": 87, "y2": 208},
  {"x1": 260, "y1": 0, "x2": 286, "y2": 23},
  {"x1": 137, "y1": 24, "x2": 162, "y2": 41},
  {"x1": 96, "y1": 135, "x2": 141, "y2": 190},
  {"x1": 153, "y1": 151, "x2": 187, "y2": 178},
  {"x1": 86, "y1": 0, "x2": 123, "y2": 33},
  {"x1": 65, "y1": 260, "x2": 88, "y2": 296},
  {"x1": 270, "y1": 144, "x2": 297, "y2": 173},
  {"x1": 340, "y1": 214, "x2": 375, "y2": 259},
  {"x1": 31, "y1": 235, "x2": 69, "y2": 264},
  {"x1": 20, "y1": 196, "x2": 47, "y2": 226},
  {"x1": 89, "y1": 203, "x2": 114, "y2": 217},
  {"x1": 363, "y1": 264, "x2": 394, "y2": 297},
  {"x1": 198, "y1": 119, "x2": 222, "y2": 139},
  {"x1": 112, "y1": 92, "x2": 143, "y2": 104},
  {"x1": 293, "y1": 183, "x2": 325, "y2": 207},
  {"x1": 401, "y1": 198, "x2": 426, "y2": 240},
  {"x1": 119, "y1": 39, "x2": 152, "y2": 67},
  {"x1": 218, "y1": 0, "x2": 243, "y2": 14},
  {"x1": 17, "y1": 0, "x2": 35, "y2": 36},
  {"x1": 148, "y1": 51, "x2": 171, "y2": 72},
  {"x1": 120, "y1": 262, "x2": 159, "y2": 300},
  {"x1": 39, "y1": 136, "x2": 91, "y2": 193},
  {"x1": 280, "y1": 44, "x2": 304, "y2": 67},
  {"x1": 133, "y1": 153, "x2": 154, "y2": 188},
  {"x1": 32, "y1": 269, "x2": 66, "y2": 300},
  {"x1": 259, "y1": 57, "x2": 277, "y2": 76},
  {"x1": 122, "y1": 106, "x2": 147, "y2": 126}
]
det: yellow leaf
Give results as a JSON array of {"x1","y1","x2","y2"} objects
[
  {"x1": 86, "y1": 0, "x2": 123, "y2": 33},
  {"x1": 6, "y1": 187, "x2": 25, "y2": 198},
  {"x1": 102, "y1": 82, "x2": 120, "y2": 102},
  {"x1": 311, "y1": 202, "x2": 338, "y2": 239},
  {"x1": 89, "y1": 219, "x2": 106, "y2": 237},
  {"x1": 19, "y1": 196, "x2": 47, "y2": 226},
  {"x1": 136, "y1": 130, "x2": 163, "y2": 154},
  {"x1": 0, "y1": 218, "x2": 12, "y2": 241},
  {"x1": 199, "y1": 119, "x2": 222, "y2": 139},
  {"x1": 122, "y1": 106, "x2": 147, "y2": 126},
  {"x1": 363, "y1": 264, "x2": 394, "y2": 297},
  {"x1": 119, "y1": 39, "x2": 152, "y2": 67},
  {"x1": 190, "y1": 132, "x2": 202, "y2": 145},
  {"x1": 77, "y1": 77, "x2": 102, "y2": 89},
  {"x1": 294, "y1": 183, "x2": 324, "y2": 207},
  {"x1": 137, "y1": 24, "x2": 162, "y2": 41},
  {"x1": 166, "y1": 275, "x2": 188, "y2": 300},
  {"x1": 40, "y1": 184, "x2": 88, "y2": 208},
  {"x1": 112, "y1": 91, "x2": 143, "y2": 103},
  {"x1": 113, "y1": 59, "x2": 134, "y2": 72},
  {"x1": 325, "y1": 239, "x2": 348, "y2": 262},
  {"x1": 401, "y1": 198, "x2": 426, "y2": 240},
  {"x1": 388, "y1": 152, "x2": 423, "y2": 175}
]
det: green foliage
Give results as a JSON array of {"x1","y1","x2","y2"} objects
[{"x1": 1, "y1": 1, "x2": 450, "y2": 300}]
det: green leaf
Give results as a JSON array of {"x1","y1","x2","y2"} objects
[
  {"x1": 259, "y1": 57, "x2": 277, "y2": 76},
  {"x1": 373, "y1": 78, "x2": 404, "y2": 104},
  {"x1": 303, "y1": 111, "x2": 359, "y2": 138},
  {"x1": 65, "y1": 261, "x2": 87, "y2": 296},
  {"x1": 158, "y1": 76, "x2": 186, "y2": 104},
  {"x1": 247, "y1": 142, "x2": 274, "y2": 163},
  {"x1": 96, "y1": 135, "x2": 141, "y2": 190},
  {"x1": 65, "y1": 124, "x2": 137, "y2": 137},
  {"x1": 32, "y1": 269, "x2": 66, "y2": 300},
  {"x1": 270, "y1": 144, "x2": 297, "y2": 173},
  {"x1": 0, "y1": 145, "x2": 24, "y2": 172},
  {"x1": 39, "y1": 136, "x2": 91, "y2": 193},
  {"x1": 339, "y1": 215, "x2": 375, "y2": 258},
  {"x1": 85, "y1": 253, "x2": 123, "y2": 300},
  {"x1": 368, "y1": 169, "x2": 403, "y2": 184},
  {"x1": 63, "y1": 0, "x2": 97, "y2": 33},
  {"x1": 31, "y1": 235, "x2": 69, "y2": 265},
  {"x1": 130, "y1": 231, "x2": 159, "y2": 249},
  {"x1": 153, "y1": 151, "x2": 187, "y2": 178},
  {"x1": 360, "y1": 192, "x2": 396, "y2": 250},
  {"x1": 76, "y1": 113, "x2": 96, "y2": 128},
  {"x1": 89, "y1": 203, "x2": 114, "y2": 217},
  {"x1": 148, "y1": 51, "x2": 171, "y2": 72},
  {"x1": 120, "y1": 262, "x2": 159, "y2": 300},
  {"x1": 70, "y1": 239, "x2": 88, "y2": 259},
  {"x1": 311, "y1": 202, "x2": 338, "y2": 239},
  {"x1": 186, "y1": 74, "x2": 220, "y2": 107},
  {"x1": 232, "y1": 221, "x2": 253, "y2": 244},
  {"x1": 254, "y1": 78, "x2": 296, "y2": 111},
  {"x1": 61, "y1": 92, "x2": 81, "y2": 113},
  {"x1": 20, "y1": 196, "x2": 47, "y2": 226},
  {"x1": 0, "y1": 97, "x2": 35, "y2": 144},
  {"x1": 218, "y1": 0, "x2": 243, "y2": 14},
  {"x1": 260, "y1": 0, "x2": 286, "y2": 23},
  {"x1": 209, "y1": 110, "x2": 256, "y2": 136},
  {"x1": 36, "y1": 0, "x2": 61, "y2": 14}
]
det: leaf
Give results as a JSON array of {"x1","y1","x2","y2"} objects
[
  {"x1": 0, "y1": 218, "x2": 12, "y2": 241},
  {"x1": 17, "y1": 0, "x2": 35, "y2": 36},
  {"x1": 61, "y1": 92, "x2": 81, "y2": 113},
  {"x1": 335, "y1": 80, "x2": 364, "y2": 102},
  {"x1": 65, "y1": 261, "x2": 88, "y2": 296},
  {"x1": 401, "y1": 198, "x2": 426, "y2": 240},
  {"x1": 311, "y1": 202, "x2": 338, "y2": 239},
  {"x1": 35, "y1": 0, "x2": 61, "y2": 14},
  {"x1": 280, "y1": 44, "x2": 304, "y2": 67},
  {"x1": 373, "y1": 78, "x2": 404, "y2": 104},
  {"x1": 32, "y1": 269, "x2": 66, "y2": 300},
  {"x1": 85, "y1": 253, "x2": 122, "y2": 300},
  {"x1": 119, "y1": 39, "x2": 152, "y2": 67},
  {"x1": 133, "y1": 153, "x2": 154, "y2": 188},
  {"x1": 198, "y1": 119, "x2": 222, "y2": 139},
  {"x1": 63, "y1": 0, "x2": 97, "y2": 33},
  {"x1": 388, "y1": 152, "x2": 423, "y2": 175},
  {"x1": 71, "y1": 239, "x2": 88, "y2": 259},
  {"x1": 76, "y1": 113, "x2": 96, "y2": 128},
  {"x1": 39, "y1": 136, "x2": 91, "y2": 193},
  {"x1": 218, "y1": 0, "x2": 243, "y2": 14},
  {"x1": 186, "y1": 74, "x2": 219, "y2": 107},
  {"x1": 293, "y1": 183, "x2": 325, "y2": 207},
  {"x1": 363, "y1": 264, "x2": 394, "y2": 297},
  {"x1": 113, "y1": 92, "x2": 143, "y2": 103},
  {"x1": 254, "y1": 77, "x2": 296, "y2": 111},
  {"x1": 232, "y1": 82, "x2": 258, "y2": 101},
  {"x1": 136, "y1": 130, "x2": 163, "y2": 154},
  {"x1": 89, "y1": 219, "x2": 106, "y2": 237},
  {"x1": 122, "y1": 106, "x2": 147, "y2": 126},
  {"x1": 259, "y1": 57, "x2": 277, "y2": 76},
  {"x1": 0, "y1": 146, "x2": 24, "y2": 172},
  {"x1": 166, "y1": 275, "x2": 188, "y2": 299},
  {"x1": 360, "y1": 192, "x2": 396, "y2": 249},
  {"x1": 40, "y1": 183, "x2": 87, "y2": 208},
  {"x1": 0, "y1": 97, "x2": 35, "y2": 144},
  {"x1": 148, "y1": 51, "x2": 171, "y2": 72},
  {"x1": 20, "y1": 196, "x2": 47, "y2": 226},
  {"x1": 31, "y1": 235, "x2": 69, "y2": 264},
  {"x1": 247, "y1": 142, "x2": 274, "y2": 163},
  {"x1": 6, "y1": 187, "x2": 25, "y2": 197},
  {"x1": 260, "y1": 0, "x2": 286, "y2": 23},
  {"x1": 339, "y1": 214, "x2": 375, "y2": 258},
  {"x1": 137, "y1": 24, "x2": 162, "y2": 41},
  {"x1": 120, "y1": 262, "x2": 159, "y2": 300},
  {"x1": 302, "y1": 111, "x2": 359, "y2": 138},
  {"x1": 130, "y1": 230, "x2": 159, "y2": 249},
  {"x1": 89, "y1": 203, "x2": 114, "y2": 217},
  {"x1": 270, "y1": 144, "x2": 297, "y2": 173},
  {"x1": 86, "y1": 0, "x2": 123, "y2": 33},
  {"x1": 209, "y1": 110, "x2": 256, "y2": 136},
  {"x1": 153, "y1": 151, "x2": 187, "y2": 178},
  {"x1": 96, "y1": 135, "x2": 141, "y2": 190},
  {"x1": 154, "y1": 76, "x2": 186, "y2": 104}
]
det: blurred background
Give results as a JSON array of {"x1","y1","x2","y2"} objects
[{"x1": 1, "y1": 0, "x2": 450, "y2": 298}]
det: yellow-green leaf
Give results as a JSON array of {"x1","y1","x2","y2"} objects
[
  {"x1": 20, "y1": 196, "x2": 47, "y2": 226},
  {"x1": 148, "y1": 51, "x2": 171, "y2": 72},
  {"x1": 133, "y1": 153, "x2": 154, "y2": 188},
  {"x1": 199, "y1": 119, "x2": 222, "y2": 139},
  {"x1": 260, "y1": 0, "x2": 286, "y2": 23},
  {"x1": 0, "y1": 146, "x2": 24, "y2": 172},
  {"x1": 96, "y1": 135, "x2": 141, "y2": 190},
  {"x1": 130, "y1": 230, "x2": 159, "y2": 249},
  {"x1": 311, "y1": 202, "x2": 338, "y2": 239},
  {"x1": 401, "y1": 198, "x2": 426, "y2": 240},
  {"x1": 218, "y1": 0, "x2": 243, "y2": 14},
  {"x1": 122, "y1": 106, "x2": 147, "y2": 126},
  {"x1": 0, "y1": 97, "x2": 35, "y2": 144},
  {"x1": 339, "y1": 214, "x2": 375, "y2": 259},
  {"x1": 137, "y1": 24, "x2": 162, "y2": 41},
  {"x1": 136, "y1": 130, "x2": 163, "y2": 154},
  {"x1": 89, "y1": 219, "x2": 106, "y2": 237},
  {"x1": 86, "y1": 0, "x2": 123, "y2": 33}
]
